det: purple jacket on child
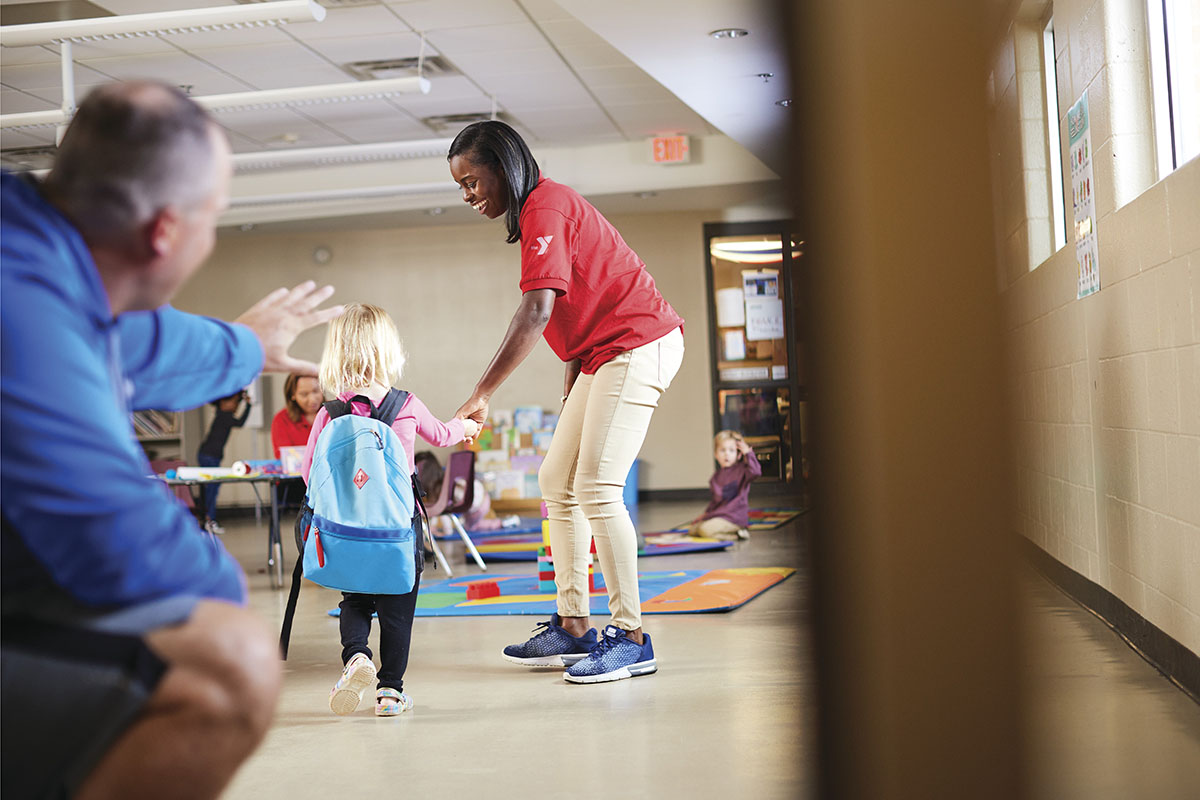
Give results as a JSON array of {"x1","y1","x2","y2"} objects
[{"x1": 698, "y1": 448, "x2": 762, "y2": 529}]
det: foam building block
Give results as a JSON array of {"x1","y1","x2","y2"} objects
[{"x1": 466, "y1": 580, "x2": 501, "y2": 601}]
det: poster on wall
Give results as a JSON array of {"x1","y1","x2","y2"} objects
[{"x1": 1068, "y1": 90, "x2": 1100, "y2": 299}]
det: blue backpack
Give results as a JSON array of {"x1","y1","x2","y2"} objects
[{"x1": 279, "y1": 388, "x2": 427, "y2": 658}]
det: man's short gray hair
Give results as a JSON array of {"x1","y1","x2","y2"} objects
[{"x1": 42, "y1": 81, "x2": 218, "y2": 244}]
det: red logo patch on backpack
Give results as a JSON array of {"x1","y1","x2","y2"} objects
[{"x1": 353, "y1": 468, "x2": 369, "y2": 489}]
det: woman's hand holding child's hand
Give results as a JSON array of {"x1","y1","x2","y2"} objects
[{"x1": 461, "y1": 418, "x2": 480, "y2": 440}]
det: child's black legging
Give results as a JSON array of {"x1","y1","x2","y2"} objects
[{"x1": 338, "y1": 575, "x2": 421, "y2": 693}]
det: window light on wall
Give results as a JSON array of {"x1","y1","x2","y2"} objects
[
  {"x1": 1147, "y1": 0, "x2": 1200, "y2": 175},
  {"x1": 1043, "y1": 18, "x2": 1068, "y2": 252}
]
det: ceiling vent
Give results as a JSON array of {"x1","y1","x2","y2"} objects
[
  {"x1": 0, "y1": 145, "x2": 56, "y2": 172},
  {"x1": 422, "y1": 111, "x2": 515, "y2": 133},
  {"x1": 343, "y1": 56, "x2": 457, "y2": 82}
]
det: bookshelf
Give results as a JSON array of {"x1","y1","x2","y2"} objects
[{"x1": 133, "y1": 409, "x2": 193, "y2": 461}]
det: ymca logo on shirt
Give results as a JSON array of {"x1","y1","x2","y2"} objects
[{"x1": 529, "y1": 235, "x2": 554, "y2": 255}]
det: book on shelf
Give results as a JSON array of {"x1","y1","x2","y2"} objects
[{"x1": 132, "y1": 410, "x2": 180, "y2": 438}]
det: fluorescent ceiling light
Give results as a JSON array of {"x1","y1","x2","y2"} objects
[
  {"x1": 710, "y1": 240, "x2": 801, "y2": 264},
  {"x1": 197, "y1": 76, "x2": 429, "y2": 113},
  {"x1": 0, "y1": 0, "x2": 326, "y2": 47},
  {"x1": 230, "y1": 182, "x2": 459, "y2": 207},
  {"x1": 0, "y1": 109, "x2": 62, "y2": 130},
  {"x1": 0, "y1": 76, "x2": 430, "y2": 130},
  {"x1": 233, "y1": 138, "x2": 453, "y2": 172}
]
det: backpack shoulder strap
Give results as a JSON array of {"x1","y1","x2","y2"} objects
[
  {"x1": 373, "y1": 388, "x2": 409, "y2": 426},
  {"x1": 322, "y1": 398, "x2": 353, "y2": 420}
]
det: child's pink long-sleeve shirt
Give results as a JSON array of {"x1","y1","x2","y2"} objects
[{"x1": 301, "y1": 390, "x2": 465, "y2": 484}]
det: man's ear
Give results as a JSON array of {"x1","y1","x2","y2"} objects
[{"x1": 146, "y1": 206, "x2": 181, "y2": 261}]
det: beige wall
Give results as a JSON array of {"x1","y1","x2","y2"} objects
[
  {"x1": 177, "y1": 209, "x2": 720, "y2": 504},
  {"x1": 991, "y1": 0, "x2": 1200, "y2": 654}
]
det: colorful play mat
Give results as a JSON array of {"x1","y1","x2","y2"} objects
[
  {"x1": 661, "y1": 507, "x2": 805, "y2": 534},
  {"x1": 391, "y1": 567, "x2": 794, "y2": 616},
  {"x1": 470, "y1": 530, "x2": 733, "y2": 562}
]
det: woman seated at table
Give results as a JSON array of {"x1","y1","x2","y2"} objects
[{"x1": 271, "y1": 373, "x2": 322, "y2": 458}]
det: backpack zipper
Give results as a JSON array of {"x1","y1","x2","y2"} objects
[{"x1": 313, "y1": 528, "x2": 325, "y2": 567}]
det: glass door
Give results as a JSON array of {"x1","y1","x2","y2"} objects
[{"x1": 703, "y1": 221, "x2": 804, "y2": 489}]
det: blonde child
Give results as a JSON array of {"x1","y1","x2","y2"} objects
[
  {"x1": 688, "y1": 430, "x2": 762, "y2": 540},
  {"x1": 300, "y1": 304, "x2": 478, "y2": 716}
]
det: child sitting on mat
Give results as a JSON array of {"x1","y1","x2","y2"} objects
[
  {"x1": 303, "y1": 304, "x2": 478, "y2": 717},
  {"x1": 688, "y1": 430, "x2": 762, "y2": 541}
]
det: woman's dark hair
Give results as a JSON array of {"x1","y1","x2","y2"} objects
[
  {"x1": 282, "y1": 374, "x2": 307, "y2": 423},
  {"x1": 448, "y1": 120, "x2": 540, "y2": 244}
]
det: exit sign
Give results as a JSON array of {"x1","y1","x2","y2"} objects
[{"x1": 650, "y1": 135, "x2": 691, "y2": 164}]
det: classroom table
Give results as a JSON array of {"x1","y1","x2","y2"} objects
[{"x1": 162, "y1": 473, "x2": 304, "y2": 589}]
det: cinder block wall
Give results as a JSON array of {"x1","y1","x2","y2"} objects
[{"x1": 991, "y1": 0, "x2": 1200, "y2": 654}]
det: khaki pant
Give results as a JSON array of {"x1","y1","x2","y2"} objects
[
  {"x1": 539, "y1": 327, "x2": 684, "y2": 630},
  {"x1": 688, "y1": 516, "x2": 747, "y2": 539}
]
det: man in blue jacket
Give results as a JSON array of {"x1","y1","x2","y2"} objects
[{"x1": 1, "y1": 81, "x2": 342, "y2": 799}]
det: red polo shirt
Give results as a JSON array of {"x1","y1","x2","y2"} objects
[
  {"x1": 271, "y1": 408, "x2": 312, "y2": 458},
  {"x1": 518, "y1": 178, "x2": 683, "y2": 374}
]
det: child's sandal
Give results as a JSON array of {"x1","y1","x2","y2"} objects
[{"x1": 375, "y1": 688, "x2": 413, "y2": 716}]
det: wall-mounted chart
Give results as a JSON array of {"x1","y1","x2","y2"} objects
[{"x1": 1068, "y1": 91, "x2": 1100, "y2": 299}]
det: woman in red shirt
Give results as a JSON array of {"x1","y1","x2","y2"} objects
[
  {"x1": 449, "y1": 121, "x2": 685, "y2": 685},
  {"x1": 270, "y1": 373, "x2": 323, "y2": 459}
]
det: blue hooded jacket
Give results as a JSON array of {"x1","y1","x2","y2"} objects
[{"x1": 1, "y1": 172, "x2": 263, "y2": 608}]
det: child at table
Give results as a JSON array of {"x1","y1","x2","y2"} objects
[
  {"x1": 302, "y1": 304, "x2": 478, "y2": 717},
  {"x1": 688, "y1": 430, "x2": 761, "y2": 540}
]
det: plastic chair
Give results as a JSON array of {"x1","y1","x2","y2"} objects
[{"x1": 425, "y1": 450, "x2": 487, "y2": 572}]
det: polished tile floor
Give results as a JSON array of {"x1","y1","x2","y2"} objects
[
  {"x1": 214, "y1": 499, "x2": 1200, "y2": 799},
  {"x1": 223, "y1": 499, "x2": 812, "y2": 799}
]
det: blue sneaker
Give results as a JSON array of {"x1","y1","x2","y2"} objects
[
  {"x1": 564, "y1": 625, "x2": 657, "y2": 683},
  {"x1": 502, "y1": 614, "x2": 598, "y2": 667}
]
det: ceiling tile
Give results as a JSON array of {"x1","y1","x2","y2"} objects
[
  {"x1": 495, "y1": 74, "x2": 595, "y2": 111},
  {"x1": 188, "y1": 42, "x2": 349, "y2": 90},
  {"x1": 509, "y1": 0, "x2": 576, "y2": 23},
  {"x1": 446, "y1": 47, "x2": 566, "y2": 80},
  {"x1": 79, "y1": 52, "x2": 252, "y2": 93},
  {"x1": 300, "y1": 32, "x2": 425, "y2": 65},
  {"x1": 385, "y1": 0, "x2": 526, "y2": 30},
  {"x1": 604, "y1": 102, "x2": 716, "y2": 138},
  {"x1": 213, "y1": 107, "x2": 351, "y2": 148},
  {"x1": 0, "y1": 126, "x2": 51, "y2": 150},
  {"x1": 54, "y1": 36, "x2": 179, "y2": 60},
  {"x1": 317, "y1": 117, "x2": 433, "y2": 144},
  {"x1": 91, "y1": 0, "x2": 231, "y2": 12},
  {"x1": 0, "y1": 44, "x2": 69, "y2": 66},
  {"x1": 536, "y1": 18, "x2": 608, "y2": 48},
  {"x1": 285, "y1": 5, "x2": 412, "y2": 41},
  {"x1": 557, "y1": 42, "x2": 629, "y2": 70},
  {"x1": 293, "y1": 97, "x2": 415, "y2": 126},
  {"x1": 0, "y1": 88, "x2": 58, "y2": 114},
  {"x1": 574, "y1": 65, "x2": 657, "y2": 89},
  {"x1": 588, "y1": 81, "x2": 676, "y2": 107},
  {"x1": 426, "y1": 23, "x2": 547, "y2": 56},
  {"x1": 0, "y1": 61, "x2": 112, "y2": 92},
  {"x1": 512, "y1": 105, "x2": 621, "y2": 141}
]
